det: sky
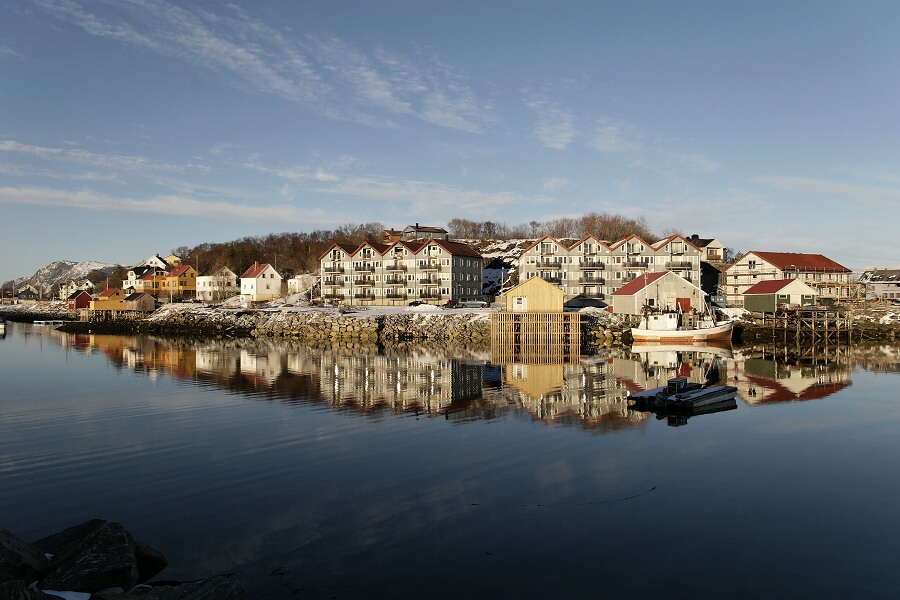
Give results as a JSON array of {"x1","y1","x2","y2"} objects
[{"x1": 2, "y1": 1, "x2": 900, "y2": 284}]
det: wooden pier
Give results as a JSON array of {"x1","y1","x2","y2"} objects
[
  {"x1": 490, "y1": 312, "x2": 581, "y2": 364},
  {"x1": 746, "y1": 308, "x2": 853, "y2": 343}
]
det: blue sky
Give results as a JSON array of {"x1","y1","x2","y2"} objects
[{"x1": 2, "y1": 1, "x2": 899, "y2": 283}]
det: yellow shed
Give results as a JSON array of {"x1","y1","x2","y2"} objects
[{"x1": 503, "y1": 276, "x2": 565, "y2": 312}]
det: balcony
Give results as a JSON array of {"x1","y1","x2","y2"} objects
[
  {"x1": 542, "y1": 276, "x2": 562, "y2": 284},
  {"x1": 322, "y1": 279, "x2": 340, "y2": 286},
  {"x1": 384, "y1": 278, "x2": 405, "y2": 286},
  {"x1": 581, "y1": 260, "x2": 605, "y2": 269},
  {"x1": 581, "y1": 291, "x2": 605, "y2": 299},
  {"x1": 323, "y1": 266, "x2": 344, "y2": 273},
  {"x1": 666, "y1": 261, "x2": 693, "y2": 270},
  {"x1": 385, "y1": 293, "x2": 408, "y2": 300},
  {"x1": 385, "y1": 264, "x2": 407, "y2": 271},
  {"x1": 625, "y1": 260, "x2": 649, "y2": 269},
  {"x1": 354, "y1": 264, "x2": 375, "y2": 273},
  {"x1": 623, "y1": 275, "x2": 637, "y2": 283},
  {"x1": 536, "y1": 260, "x2": 562, "y2": 269},
  {"x1": 353, "y1": 279, "x2": 374, "y2": 286},
  {"x1": 419, "y1": 292, "x2": 442, "y2": 299},
  {"x1": 579, "y1": 277, "x2": 605, "y2": 285},
  {"x1": 419, "y1": 277, "x2": 440, "y2": 286},
  {"x1": 354, "y1": 293, "x2": 375, "y2": 300},
  {"x1": 324, "y1": 294, "x2": 345, "y2": 300}
]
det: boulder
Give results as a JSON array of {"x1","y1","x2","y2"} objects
[
  {"x1": 35, "y1": 521, "x2": 166, "y2": 593},
  {"x1": 0, "y1": 529, "x2": 51, "y2": 584}
]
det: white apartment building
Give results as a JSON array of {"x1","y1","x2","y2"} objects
[
  {"x1": 320, "y1": 239, "x2": 483, "y2": 306},
  {"x1": 725, "y1": 251, "x2": 855, "y2": 307},
  {"x1": 517, "y1": 234, "x2": 704, "y2": 301}
]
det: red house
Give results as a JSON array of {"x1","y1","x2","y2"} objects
[{"x1": 67, "y1": 290, "x2": 93, "y2": 310}]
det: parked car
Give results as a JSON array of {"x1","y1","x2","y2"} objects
[
  {"x1": 457, "y1": 297, "x2": 490, "y2": 308},
  {"x1": 409, "y1": 300, "x2": 425, "y2": 306}
]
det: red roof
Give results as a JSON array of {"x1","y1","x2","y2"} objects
[
  {"x1": 750, "y1": 252, "x2": 849, "y2": 273},
  {"x1": 611, "y1": 271, "x2": 669, "y2": 296},
  {"x1": 742, "y1": 279, "x2": 796, "y2": 295},
  {"x1": 99, "y1": 288, "x2": 120, "y2": 298},
  {"x1": 168, "y1": 264, "x2": 192, "y2": 277},
  {"x1": 241, "y1": 263, "x2": 274, "y2": 279}
]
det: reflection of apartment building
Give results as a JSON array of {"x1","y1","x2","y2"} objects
[
  {"x1": 517, "y1": 234, "x2": 711, "y2": 300},
  {"x1": 320, "y1": 239, "x2": 483, "y2": 306},
  {"x1": 725, "y1": 252, "x2": 855, "y2": 307},
  {"x1": 316, "y1": 351, "x2": 485, "y2": 413},
  {"x1": 725, "y1": 351, "x2": 851, "y2": 404}
]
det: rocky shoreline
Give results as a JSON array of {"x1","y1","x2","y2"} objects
[
  {"x1": 2, "y1": 301, "x2": 897, "y2": 345},
  {"x1": 0, "y1": 302, "x2": 631, "y2": 346},
  {"x1": 0, "y1": 520, "x2": 244, "y2": 599}
]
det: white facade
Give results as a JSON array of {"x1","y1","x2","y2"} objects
[
  {"x1": 196, "y1": 267, "x2": 239, "y2": 303},
  {"x1": 726, "y1": 252, "x2": 854, "y2": 307},
  {"x1": 320, "y1": 239, "x2": 483, "y2": 306},
  {"x1": 516, "y1": 234, "x2": 704, "y2": 301},
  {"x1": 240, "y1": 264, "x2": 282, "y2": 303}
]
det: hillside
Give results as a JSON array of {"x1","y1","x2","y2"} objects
[{"x1": 3, "y1": 260, "x2": 122, "y2": 294}]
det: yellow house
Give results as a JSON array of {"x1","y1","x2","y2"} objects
[
  {"x1": 503, "y1": 276, "x2": 565, "y2": 312},
  {"x1": 89, "y1": 288, "x2": 127, "y2": 312},
  {"x1": 164, "y1": 265, "x2": 197, "y2": 299}
]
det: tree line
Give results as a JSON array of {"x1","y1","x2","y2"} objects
[{"x1": 80, "y1": 213, "x2": 708, "y2": 291}]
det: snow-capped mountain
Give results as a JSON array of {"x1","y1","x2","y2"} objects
[{"x1": 4, "y1": 260, "x2": 122, "y2": 294}]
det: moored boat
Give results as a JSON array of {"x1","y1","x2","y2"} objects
[
  {"x1": 628, "y1": 376, "x2": 738, "y2": 410},
  {"x1": 630, "y1": 310, "x2": 733, "y2": 343}
]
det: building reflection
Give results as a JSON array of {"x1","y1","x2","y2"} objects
[
  {"x1": 24, "y1": 324, "x2": 873, "y2": 428},
  {"x1": 725, "y1": 344, "x2": 853, "y2": 404}
]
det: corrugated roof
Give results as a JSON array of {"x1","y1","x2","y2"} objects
[
  {"x1": 611, "y1": 271, "x2": 669, "y2": 296},
  {"x1": 742, "y1": 279, "x2": 796, "y2": 295}
]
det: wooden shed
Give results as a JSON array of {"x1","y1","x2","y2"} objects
[
  {"x1": 611, "y1": 271, "x2": 705, "y2": 315},
  {"x1": 503, "y1": 276, "x2": 565, "y2": 312},
  {"x1": 67, "y1": 290, "x2": 92, "y2": 311},
  {"x1": 124, "y1": 292, "x2": 156, "y2": 312},
  {"x1": 743, "y1": 279, "x2": 818, "y2": 313}
]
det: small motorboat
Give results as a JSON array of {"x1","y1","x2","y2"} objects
[{"x1": 628, "y1": 376, "x2": 738, "y2": 410}]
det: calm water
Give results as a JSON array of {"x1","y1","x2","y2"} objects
[{"x1": 1, "y1": 323, "x2": 899, "y2": 599}]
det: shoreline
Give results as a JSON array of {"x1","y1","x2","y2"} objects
[{"x1": 2, "y1": 301, "x2": 897, "y2": 345}]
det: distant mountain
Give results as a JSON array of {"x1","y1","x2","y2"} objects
[{"x1": 4, "y1": 260, "x2": 122, "y2": 294}]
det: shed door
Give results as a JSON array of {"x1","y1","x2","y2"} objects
[
  {"x1": 676, "y1": 297, "x2": 691, "y2": 312},
  {"x1": 513, "y1": 296, "x2": 527, "y2": 312}
]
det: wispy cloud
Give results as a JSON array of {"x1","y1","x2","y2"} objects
[
  {"x1": 0, "y1": 43, "x2": 22, "y2": 60},
  {"x1": 589, "y1": 117, "x2": 720, "y2": 175},
  {"x1": 542, "y1": 177, "x2": 571, "y2": 192},
  {"x1": 32, "y1": 0, "x2": 491, "y2": 132},
  {"x1": 0, "y1": 185, "x2": 338, "y2": 225},
  {"x1": 0, "y1": 139, "x2": 193, "y2": 172},
  {"x1": 753, "y1": 175, "x2": 900, "y2": 206},
  {"x1": 523, "y1": 86, "x2": 577, "y2": 150}
]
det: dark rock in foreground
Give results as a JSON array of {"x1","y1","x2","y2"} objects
[{"x1": 1, "y1": 520, "x2": 244, "y2": 599}]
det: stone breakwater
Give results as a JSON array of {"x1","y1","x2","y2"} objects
[{"x1": 0, "y1": 302, "x2": 631, "y2": 345}]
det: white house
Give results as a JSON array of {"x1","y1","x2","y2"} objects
[
  {"x1": 196, "y1": 267, "x2": 239, "y2": 303},
  {"x1": 240, "y1": 262, "x2": 282, "y2": 304}
]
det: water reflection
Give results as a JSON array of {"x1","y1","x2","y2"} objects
[{"x1": 10, "y1": 324, "x2": 894, "y2": 431}]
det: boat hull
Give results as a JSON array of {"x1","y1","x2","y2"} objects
[{"x1": 630, "y1": 320, "x2": 733, "y2": 343}]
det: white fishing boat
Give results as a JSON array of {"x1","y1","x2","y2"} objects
[
  {"x1": 630, "y1": 309, "x2": 733, "y2": 343},
  {"x1": 628, "y1": 376, "x2": 738, "y2": 410}
]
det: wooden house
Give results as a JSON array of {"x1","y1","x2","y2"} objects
[
  {"x1": 742, "y1": 279, "x2": 818, "y2": 313},
  {"x1": 503, "y1": 276, "x2": 565, "y2": 312},
  {"x1": 164, "y1": 264, "x2": 197, "y2": 299},
  {"x1": 90, "y1": 288, "x2": 127, "y2": 312},
  {"x1": 124, "y1": 292, "x2": 156, "y2": 312},
  {"x1": 610, "y1": 271, "x2": 705, "y2": 316},
  {"x1": 240, "y1": 262, "x2": 282, "y2": 303},
  {"x1": 67, "y1": 290, "x2": 92, "y2": 311}
]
